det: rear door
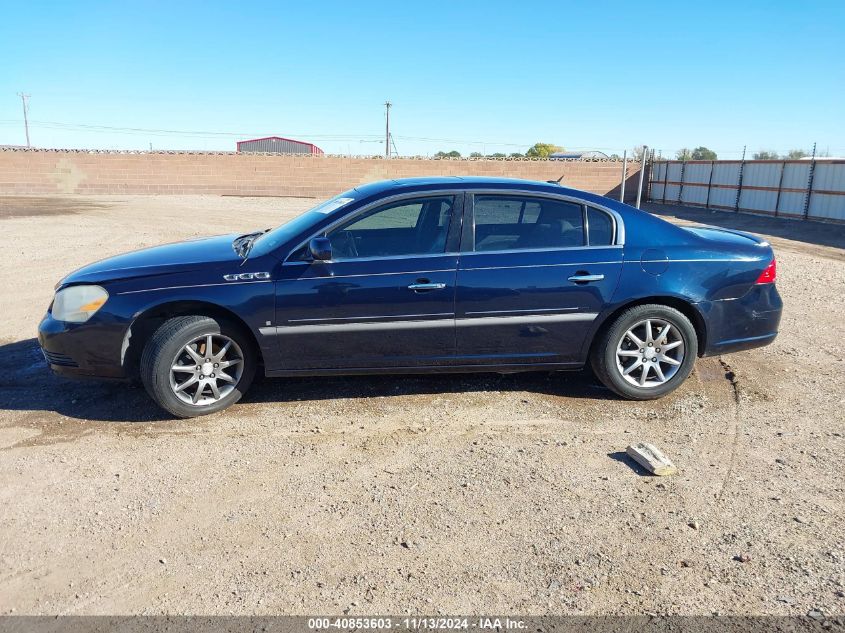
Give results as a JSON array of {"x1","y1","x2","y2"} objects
[
  {"x1": 271, "y1": 193, "x2": 462, "y2": 370},
  {"x1": 455, "y1": 192, "x2": 623, "y2": 366}
]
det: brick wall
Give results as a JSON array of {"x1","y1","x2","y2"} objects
[{"x1": 0, "y1": 149, "x2": 643, "y2": 202}]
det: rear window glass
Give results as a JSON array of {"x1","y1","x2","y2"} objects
[{"x1": 473, "y1": 195, "x2": 584, "y2": 251}]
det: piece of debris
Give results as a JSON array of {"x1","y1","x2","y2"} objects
[
  {"x1": 733, "y1": 553, "x2": 752, "y2": 563},
  {"x1": 626, "y1": 442, "x2": 677, "y2": 476},
  {"x1": 688, "y1": 520, "x2": 700, "y2": 530},
  {"x1": 807, "y1": 609, "x2": 825, "y2": 622}
]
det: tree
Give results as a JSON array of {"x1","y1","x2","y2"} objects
[
  {"x1": 786, "y1": 149, "x2": 808, "y2": 159},
  {"x1": 753, "y1": 150, "x2": 779, "y2": 160},
  {"x1": 691, "y1": 146, "x2": 717, "y2": 160},
  {"x1": 509, "y1": 152, "x2": 524, "y2": 158},
  {"x1": 676, "y1": 148, "x2": 692, "y2": 161},
  {"x1": 609, "y1": 153, "x2": 621, "y2": 160},
  {"x1": 632, "y1": 145, "x2": 648, "y2": 161},
  {"x1": 434, "y1": 150, "x2": 461, "y2": 158},
  {"x1": 525, "y1": 142, "x2": 562, "y2": 159},
  {"x1": 469, "y1": 152, "x2": 483, "y2": 158},
  {"x1": 489, "y1": 152, "x2": 506, "y2": 158}
]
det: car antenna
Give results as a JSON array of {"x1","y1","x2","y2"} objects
[{"x1": 547, "y1": 174, "x2": 564, "y2": 185}]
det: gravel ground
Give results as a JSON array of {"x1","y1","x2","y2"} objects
[{"x1": 0, "y1": 195, "x2": 843, "y2": 616}]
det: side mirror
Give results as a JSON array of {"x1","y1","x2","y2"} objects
[{"x1": 309, "y1": 236, "x2": 332, "y2": 261}]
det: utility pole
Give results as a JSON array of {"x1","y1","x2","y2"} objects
[
  {"x1": 17, "y1": 92, "x2": 31, "y2": 148},
  {"x1": 384, "y1": 101, "x2": 392, "y2": 158}
]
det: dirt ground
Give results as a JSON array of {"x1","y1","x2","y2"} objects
[{"x1": 0, "y1": 195, "x2": 843, "y2": 617}]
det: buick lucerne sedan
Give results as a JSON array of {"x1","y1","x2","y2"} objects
[{"x1": 38, "y1": 177, "x2": 782, "y2": 418}]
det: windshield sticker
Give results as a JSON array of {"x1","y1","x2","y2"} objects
[{"x1": 315, "y1": 197, "x2": 355, "y2": 214}]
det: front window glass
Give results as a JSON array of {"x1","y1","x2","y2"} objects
[
  {"x1": 248, "y1": 193, "x2": 357, "y2": 257},
  {"x1": 473, "y1": 195, "x2": 584, "y2": 251},
  {"x1": 324, "y1": 196, "x2": 454, "y2": 259}
]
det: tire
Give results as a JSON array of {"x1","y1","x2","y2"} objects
[
  {"x1": 140, "y1": 315, "x2": 256, "y2": 418},
  {"x1": 591, "y1": 304, "x2": 698, "y2": 400}
]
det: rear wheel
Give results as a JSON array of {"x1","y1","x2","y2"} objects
[
  {"x1": 140, "y1": 315, "x2": 256, "y2": 418},
  {"x1": 591, "y1": 304, "x2": 698, "y2": 400}
]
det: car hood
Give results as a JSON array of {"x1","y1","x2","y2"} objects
[{"x1": 60, "y1": 233, "x2": 242, "y2": 286}]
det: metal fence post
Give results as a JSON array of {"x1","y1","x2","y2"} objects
[
  {"x1": 647, "y1": 149, "x2": 655, "y2": 201},
  {"x1": 774, "y1": 160, "x2": 786, "y2": 217},
  {"x1": 803, "y1": 142, "x2": 817, "y2": 220},
  {"x1": 619, "y1": 150, "x2": 627, "y2": 203},
  {"x1": 734, "y1": 145, "x2": 746, "y2": 212},
  {"x1": 677, "y1": 160, "x2": 686, "y2": 205},
  {"x1": 635, "y1": 146, "x2": 648, "y2": 209},
  {"x1": 705, "y1": 160, "x2": 715, "y2": 209},
  {"x1": 662, "y1": 158, "x2": 669, "y2": 204}
]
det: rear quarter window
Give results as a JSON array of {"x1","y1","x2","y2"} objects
[{"x1": 587, "y1": 207, "x2": 614, "y2": 245}]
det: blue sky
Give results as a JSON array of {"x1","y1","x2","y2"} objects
[{"x1": 1, "y1": 0, "x2": 843, "y2": 158}]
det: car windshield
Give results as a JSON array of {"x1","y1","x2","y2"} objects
[{"x1": 247, "y1": 193, "x2": 357, "y2": 258}]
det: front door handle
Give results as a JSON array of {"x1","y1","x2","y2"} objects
[
  {"x1": 568, "y1": 273, "x2": 605, "y2": 283},
  {"x1": 408, "y1": 282, "x2": 447, "y2": 292}
]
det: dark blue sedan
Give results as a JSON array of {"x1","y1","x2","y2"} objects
[{"x1": 38, "y1": 177, "x2": 782, "y2": 417}]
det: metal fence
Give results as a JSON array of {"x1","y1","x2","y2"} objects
[{"x1": 648, "y1": 159, "x2": 845, "y2": 223}]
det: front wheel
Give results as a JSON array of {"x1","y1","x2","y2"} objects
[
  {"x1": 591, "y1": 304, "x2": 698, "y2": 400},
  {"x1": 140, "y1": 315, "x2": 256, "y2": 418}
]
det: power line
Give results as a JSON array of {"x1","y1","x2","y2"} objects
[{"x1": 0, "y1": 119, "x2": 382, "y2": 140}]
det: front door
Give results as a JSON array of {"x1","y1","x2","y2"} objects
[
  {"x1": 455, "y1": 193, "x2": 623, "y2": 366},
  {"x1": 271, "y1": 194, "x2": 461, "y2": 370}
]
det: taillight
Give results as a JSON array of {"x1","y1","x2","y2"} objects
[{"x1": 756, "y1": 259, "x2": 776, "y2": 284}]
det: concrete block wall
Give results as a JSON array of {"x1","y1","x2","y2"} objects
[{"x1": 0, "y1": 149, "x2": 642, "y2": 202}]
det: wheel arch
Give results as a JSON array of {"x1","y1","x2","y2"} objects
[
  {"x1": 588, "y1": 296, "x2": 707, "y2": 359},
  {"x1": 121, "y1": 300, "x2": 263, "y2": 378}
]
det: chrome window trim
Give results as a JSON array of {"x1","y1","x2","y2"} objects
[
  {"x1": 461, "y1": 245, "x2": 622, "y2": 257},
  {"x1": 283, "y1": 251, "x2": 461, "y2": 265},
  {"x1": 279, "y1": 268, "x2": 456, "y2": 281},
  {"x1": 467, "y1": 189, "x2": 625, "y2": 249},
  {"x1": 283, "y1": 189, "x2": 464, "y2": 265}
]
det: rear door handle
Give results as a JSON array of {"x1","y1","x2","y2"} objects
[
  {"x1": 408, "y1": 282, "x2": 447, "y2": 292},
  {"x1": 568, "y1": 273, "x2": 605, "y2": 283}
]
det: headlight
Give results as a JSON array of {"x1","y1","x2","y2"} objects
[{"x1": 52, "y1": 285, "x2": 109, "y2": 323}]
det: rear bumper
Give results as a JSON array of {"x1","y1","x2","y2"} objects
[
  {"x1": 699, "y1": 283, "x2": 783, "y2": 356},
  {"x1": 37, "y1": 313, "x2": 128, "y2": 379}
]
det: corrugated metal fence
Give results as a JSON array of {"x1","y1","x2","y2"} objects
[{"x1": 648, "y1": 159, "x2": 845, "y2": 223}]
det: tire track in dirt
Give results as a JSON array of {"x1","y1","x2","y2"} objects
[{"x1": 716, "y1": 358, "x2": 741, "y2": 502}]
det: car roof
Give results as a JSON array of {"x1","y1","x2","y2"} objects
[
  {"x1": 352, "y1": 176, "x2": 624, "y2": 210},
  {"x1": 355, "y1": 176, "x2": 554, "y2": 191}
]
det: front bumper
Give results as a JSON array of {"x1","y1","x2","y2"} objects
[
  {"x1": 699, "y1": 283, "x2": 783, "y2": 356},
  {"x1": 38, "y1": 312, "x2": 128, "y2": 379}
]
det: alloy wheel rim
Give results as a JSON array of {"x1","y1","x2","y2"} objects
[
  {"x1": 615, "y1": 318, "x2": 685, "y2": 389},
  {"x1": 169, "y1": 333, "x2": 244, "y2": 406}
]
